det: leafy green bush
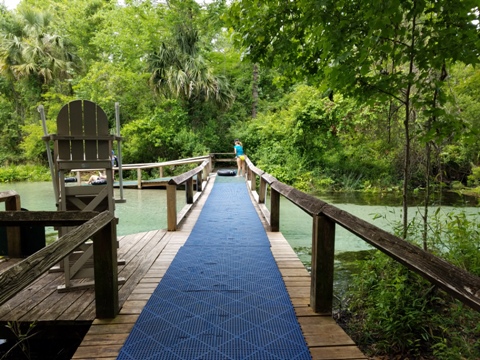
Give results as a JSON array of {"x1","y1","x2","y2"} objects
[
  {"x1": 346, "y1": 252, "x2": 480, "y2": 359},
  {"x1": 0, "y1": 164, "x2": 51, "y2": 182},
  {"x1": 343, "y1": 209, "x2": 480, "y2": 359}
]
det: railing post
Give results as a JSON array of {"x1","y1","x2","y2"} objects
[
  {"x1": 5, "y1": 193, "x2": 21, "y2": 258},
  {"x1": 197, "y1": 171, "x2": 203, "y2": 192},
  {"x1": 310, "y1": 214, "x2": 335, "y2": 314},
  {"x1": 270, "y1": 187, "x2": 280, "y2": 232},
  {"x1": 93, "y1": 219, "x2": 119, "y2": 318},
  {"x1": 259, "y1": 177, "x2": 267, "y2": 203},
  {"x1": 186, "y1": 178, "x2": 194, "y2": 204},
  {"x1": 167, "y1": 184, "x2": 177, "y2": 231},
  {"x1": 203, "y1": 165, "x2": 209, "y2": 180},
  {"x1": 159, "y1": 166, "x2": 163, "y2": 178},
  {"x1": 250, "y1": 172, "x2": 257, "y2": 193},
  {"x1": 137, "y1": 168, "x2": 142, "y2": 189}
]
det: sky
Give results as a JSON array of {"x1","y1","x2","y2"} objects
[
  {"x1": 2, "y1": 0, "x2": 20, "y2": 9},
  {"x1": 2, "y1": 0, "x2": 216, "y2": 10}
]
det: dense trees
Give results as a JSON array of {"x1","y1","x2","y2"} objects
[
  {"x1": 0, "y1": 0, "x2": 479, "y2": 194},
  {"x1": 1, "y1": 1, "x2": 480, "y2": 358},
  {"x1": 228, "y1": 0, "x2": 480, "y2": 237}
]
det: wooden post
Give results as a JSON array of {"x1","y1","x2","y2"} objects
[
  {"x1": 203, "y1": 166, "x2": 209, "y2": 181},
  {"x1": 137, "y1": 168, "x2": 142, "y2": 189},
  {"x1": 310, "y1": 214, "x2": 335, "y2": 314},
  {"x1": 186, "y1": 178, "x2": 194, "y2": 204},
  {"x1": 270, "y1": 187, "x2": 280, "y2": 232},
  {"x1": 167, "y1": 184, "x2": 177, "y2": 231},
  {"x1": 250, "y1": 172, "x2": 257, "y2": 193},
  {"x1": 5, "y1": 193, "x2": 21, "y2": 258},
  {"x1": 259, "y1": 177, "x2": 267, "y2": 204},
  {"x1": 93, "y1": 219, "x2": 118, "y2": 318},
  {"x1": 197, "y1": 171, "x2": 203, "y2": 192},
  {"x1": 159, "y1": 166, "x2": 163, "y2": 178}
]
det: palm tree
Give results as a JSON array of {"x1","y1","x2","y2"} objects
[
  {"x1": 0, "y1": 9, "x2": 78, "y2": 86},
  {"x1": 148, "y1": 6, "x2": 234, "y2": 110}
]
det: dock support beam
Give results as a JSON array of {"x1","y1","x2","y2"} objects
[
  {"x1": 310, "y1": 214, "x2": 335, "y2": 314},
  {"x1": 167, "y1": 184, "x2": 177, "y2": 231},
  {"x1": 270, "y1": 188, "x2": 280, "y2": 232},
  {"x1": 93, "y1": 219, "x2": 119, "y2": 318}
]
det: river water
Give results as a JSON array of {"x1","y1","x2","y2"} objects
[{"x1": 0, "y1": 182, "x2": 478, "y2": 261}]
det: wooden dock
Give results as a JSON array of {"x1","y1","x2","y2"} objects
[{"x1": 0, "y1": 176, "x2": 367, "y2": 360}]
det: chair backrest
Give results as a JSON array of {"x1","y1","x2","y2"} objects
[{"x1": 55, "y1": 100, "x2": 112, "y2": 168}]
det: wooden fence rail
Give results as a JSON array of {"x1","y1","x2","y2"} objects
[
  {"x1": 243, "y1": 156, "x2": 480, "y2": 313},
  {"x1": 0, "y1": 210, "x2": 118, "y2": 319},
  {"x1": 71, "y1": 155, "x2": 211, "y2": 189},
  {"x1": 166, "y1": 158, "x2": 212, "y2": 231}
]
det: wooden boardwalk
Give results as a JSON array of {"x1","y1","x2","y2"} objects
[{"x1": 0, "y1": 176, "x2": 367, "y2": 360}]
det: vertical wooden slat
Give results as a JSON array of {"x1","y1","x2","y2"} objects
[
  {"x1": 203, "y1": 164, "x2": 209, "y2": 180},
  {"x1": 159, "y1": 166, "x2": 164, "y2": 178},
  {"x1": 56, "y1": 105, "x2": 71, "y2": 161},
  {"x1": 270, "y1": 187, "x2": 280, "y2": 232},
  {"x1": 259, "y1": 178, "x2": 267, "y2": 203},
  {"x1": 250, "y1": 172, "x2": 257, "y2": 193},
  {"x1": 197, "y1": 171, "x2": 203, "y2": 192},
  {"x1": 137, "y1": 169, "x2": 142, "y2": 189},
  {"x1": 310, "y1": 214, "x2": 335, "y2": 314},
  {"x1": 5, "y1": 194, "x2": 21, "y2": 258},
  {"x1": 93, "y1": 101, "x2": 110, "y2": 160},
  {"x1": 93, "y1": 219, "x2": 119, "y2": 318},
  {"x1": 69, "y1": 101, "x2": 84, "y2": 160},
  {"x1": 166, "y1": 184, "x2": 177, "y2": 231},
  {"x1": 83, "y1": 100, "x2": 98, "y2": 161},
  {"x1": 185, "y1": 178, "x2": 194, "y2": 204}
]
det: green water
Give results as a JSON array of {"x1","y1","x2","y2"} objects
[
  {"x1": 0, "y1": 182, "x2": 478, "y2": 255},
  {"x1": 273, "y1": 190, "x2": 480, "y2": 264},
  {"x1": 0, "y1": 182, "x2": 185, "y2": 237}
]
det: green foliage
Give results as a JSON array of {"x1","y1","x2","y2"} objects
[
  {"x1": 20, "y1": 119, "x2": 55, "y2": 164},
  {"x1": 2, "y1": 321, "x2": 38, "y2": 360},
  {"x1": 0, "y1": 164, "x2": 51, "y2": 182},
  {"x1": 345, "y1": 209, "x2": 480, "y2": 358},
  {"x1": 72, "y1": 61, "x2": 153, "y2": 124},
  {"x1": 347, "y1": 252, "x2": 480, "y2": 359},
  {"x1": 406, "y1": 209, "x2": 480, "y2": 277},
  {"x1": 121, "y1": 100, "x2": 201, "y2": 163},
  {"x1": 467, "y1": 165, "x2": 480, "y2": 187}
]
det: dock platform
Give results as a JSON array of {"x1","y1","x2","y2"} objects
[{"x1": 0, "y1": 175, "x2": 367, "y2": 360}]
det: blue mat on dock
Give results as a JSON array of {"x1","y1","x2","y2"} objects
[{"x1": 117, "y1": 176, "x2": 310, "y2": 360}]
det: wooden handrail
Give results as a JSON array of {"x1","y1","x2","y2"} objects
[
  {"x1": 0, "y1": 210, "x2": 118, "y2": 318},
  {"x1": 168, "y1": 160, "x2": 208, "y2": 185},
  {"x1": 0, "y1": 211, "x2": 102, "y2": 226},
  {"x1": 244, "y1": 160, "x2": 480, "y2": 314},
  {"x1": 166, "y1": 158, "x2": 212, "y2": 231}
]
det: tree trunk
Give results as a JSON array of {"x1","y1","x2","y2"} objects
[
  {"x1": 252, "y1": 63, "x2": 258, "y2": 118},
  {"x1": 402, "y1": 9, "x2": 418, "y2": 239}
]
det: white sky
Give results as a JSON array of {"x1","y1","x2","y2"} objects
[
  {"x1": 2, "y1": 0, "x2": 216, "y2": 10},
  {"x1": 2, "y1": 0, "x2": 20, "y2": 9}
]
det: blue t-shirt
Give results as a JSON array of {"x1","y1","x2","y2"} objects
[{"x1": 234, "y1": 144, "x2": 244, "y2": 156}]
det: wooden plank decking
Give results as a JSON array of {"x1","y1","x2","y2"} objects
[{"x1": 0, "y1": 176, "x2": 367, "y2": 359}]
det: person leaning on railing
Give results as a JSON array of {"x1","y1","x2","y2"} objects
[{"x1": 234, "y1": 139, "x2": 246, "y2": 177}]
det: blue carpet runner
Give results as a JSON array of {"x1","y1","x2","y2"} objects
[{"x1": 117, "y1": 176, "x2": 311, "y2": 359}]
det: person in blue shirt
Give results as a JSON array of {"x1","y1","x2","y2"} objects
[{"x1": 234, "y1": 139, "x2": 245, "y2": 177}]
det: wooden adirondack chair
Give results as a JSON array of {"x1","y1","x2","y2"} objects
[{"x1": 47, "y1": 100, "x2": 119, "y2": 291}]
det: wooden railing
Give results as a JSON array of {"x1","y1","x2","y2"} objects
[
  {"x1": 71, "y1": 155, "x2": 211, "y2": 189},
  {"x1": 0, "y1": 191, "x2": 21, "y2": 257},
  {"x1": 166, "y1": 157, "x2": 212, "y2": 231},
  {"x1": 243, "y1": 156, "x2": 480, "y2": 314},
  {"x1": 0, "y1": 210, "x2": 119, "y2": 319}
]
